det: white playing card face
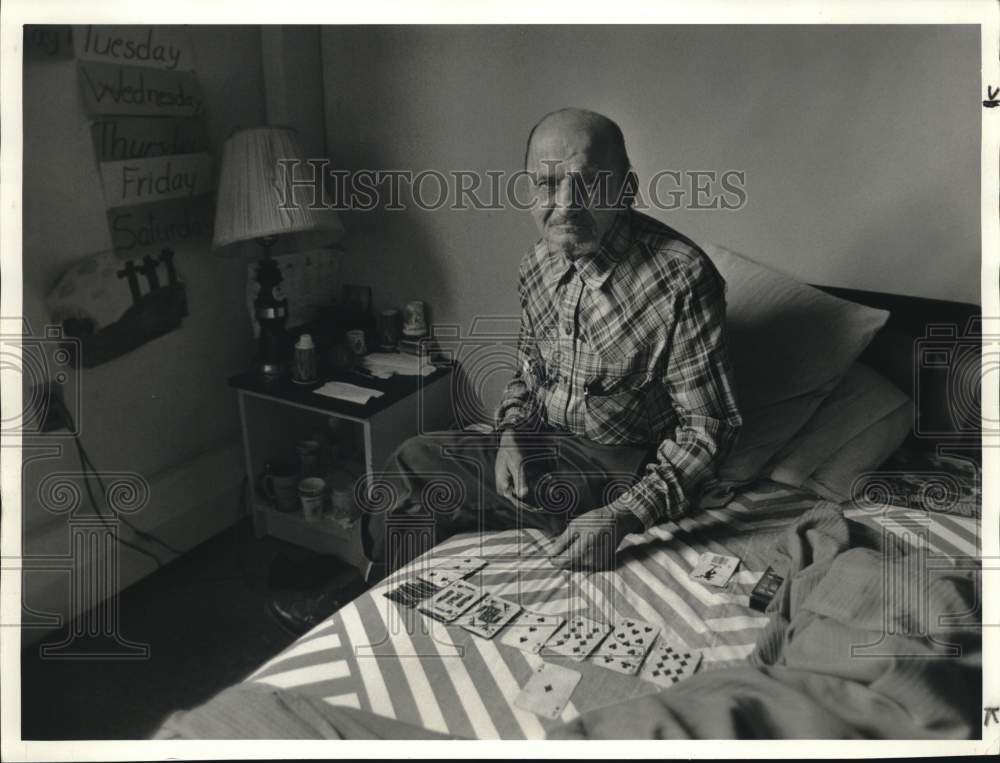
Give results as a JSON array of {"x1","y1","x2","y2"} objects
[
  {"x1": 689, "y1": 552, "x2": 740, "y2": 588},
  {"x1": 459, "y1": 594, "x2": 521, "y2": 639},
  {"x1": 416, "y1": 567, "x2": 463, "y2": 589},
  {"x1": 418, "y1": 579, "x2": 483, "y2": 623},
  {"x1": 431, "y1": 556, "x2": 488, "y2": 577},
  {"x1": 639, "y1": 641, "x2": 703, "y2": 688},
  {"x1": 594, "y1": 617, "x2": 660, "y2": 662},
  {"x1": 514, "y1": 662, "x2": 581, "y2": 720},
  {"x1": 592, "y1": 650, "x2": 644, "y2": 676},
  {"x1": 500, "y1": 611, "x2": 565, "y2": 654},
  {"x1": 542, "y1": 615, "x2": 611, "y2": 661}
]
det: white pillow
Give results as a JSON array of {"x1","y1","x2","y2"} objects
[
  {"x1": 803, "y1": 402, "x2": 912, "y2": 502},
  {"x1": 702, "y1": 244, "x2": 890, "y2": 483},
  {"x1": 767, "y1": 363, "x2": 911, "y2": 487}
]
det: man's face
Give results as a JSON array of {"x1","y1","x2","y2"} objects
[{"x1": 527, "y1": 119, "x2": 625, "y2": 259}]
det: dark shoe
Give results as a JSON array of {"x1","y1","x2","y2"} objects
[{"x1": 269, "y1": 588, "x2": 343, "y2": 636}]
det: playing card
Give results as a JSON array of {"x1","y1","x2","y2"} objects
[
  {"x1": 459, "y1": 594, "x2": 522, "y2": 638},
  {"x1": 382, "y1": 577, "x2": 441, "y2": 608},
  {"x1": 639, "y1": 641, "x2": 703, "y2": 688},
  {"x1": 514, "y1": 662, "x2": 581, "y2": 720},
  {"x1": 418, "y1": 579, "x2": 484, "y2": 622},
  {"x1": 542, "y1": 615, "x2": 611, "y2": 661},
  {"x1": 431, "y1": 556, "x2": 488, "y2": 577},
  {"x1": 500, "y1": 611, "x2": 566, "y2": 654},
  {"x1": 594, "y1": 616, "x2": 660, "y2": 661},
  {"x1": 416, "y1": 566, "x2": 463, "y2": 589},
  {"x1": 591, "y1": 651, "x2": 644, "y2": 676},
  {"x1": 689, "y1": 552, "x2": 740, "y2": 588}
]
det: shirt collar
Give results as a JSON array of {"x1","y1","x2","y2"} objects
[{"x1": 537, "y1": 210, "x2": 633, "y2": 290}]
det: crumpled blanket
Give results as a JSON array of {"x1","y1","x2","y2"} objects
[
  {"x1": 548, "y1": 504, "x2": 980, "y2": 739},
  {"x1": 154, "y1": 682, "x2": 455, "y2": 740}
]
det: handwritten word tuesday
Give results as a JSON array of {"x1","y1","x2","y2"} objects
[{"x1": 80, "y1": 26, "x2": 185, "y2": 70}]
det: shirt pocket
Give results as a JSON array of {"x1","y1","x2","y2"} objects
[{"x1": 581, "y1": 344, "x2": 657, "y2": 444}]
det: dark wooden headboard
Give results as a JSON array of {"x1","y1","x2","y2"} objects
[{"x1": 813, "y1": 285, "x2": 982, "y2": 451}]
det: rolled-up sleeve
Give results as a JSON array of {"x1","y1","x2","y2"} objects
[{"x1": 608, "y1": 259, "x2": 742, "y2": 528}]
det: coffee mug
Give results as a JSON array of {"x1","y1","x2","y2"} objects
[
  {"x1": 299, "y1": 477, "x2": 327, "y2": 521},
  {"x1": 260, "y1": 461, "x2": 299, "y2": 513}
]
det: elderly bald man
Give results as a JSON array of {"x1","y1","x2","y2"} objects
[{"x1": 270, "y1": 108, "x2": 742, "y2": 634}]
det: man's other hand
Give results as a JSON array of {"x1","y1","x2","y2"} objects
[
  {"x1": 495, "y1": 429, "x2": 529, "y2": 502},
  {"x1": 548, "y1": 506, "x2": 643, "y2": 572}
]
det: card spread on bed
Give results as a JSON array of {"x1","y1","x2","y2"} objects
[
  {"x1": 592, "y1": 616, "x2": 660, "y2": 675},
  {"x1": 514, "y1": 662, "x2": 581, "y2": 720},
  {"x1": 639, "y1": 641, "x2": 703, "y2": 688},
  {"x1": 418, "y1": 579, "x2": 484, "y2": 623},
  {"x1": 430, "y1": 556, "x2": 488, "y2": 577},
  {"x1": 383, "y1": 577, "x2": 441, "y2": 608},
  {"x1": 416, "y1": 567, "x2": 464, "y2": 589},
  {"x1": 499, "y1": 611, "x2": 565, "y2": 654},
  {"x1": 689, "y1": 552, "x2": 740, "y2": 588},
  {"x1": 542, "y1": 615, "x2": 611, "y2": 661},
  {"x1": 458, "y1": 594, "x2": 521, "y2": 639}
]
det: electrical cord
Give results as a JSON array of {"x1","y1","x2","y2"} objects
[
  {"x1": 53, "y1": 395, "x2": 183, "y2": 564},
  {"x1": 51, "y1": 395, "x2": 256, "y2": 586}
]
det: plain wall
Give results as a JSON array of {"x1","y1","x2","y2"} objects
[{"x1": 321, "y1": 25, "x2": 981, "y2": 414}]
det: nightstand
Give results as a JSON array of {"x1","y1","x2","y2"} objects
[{"x1": 229, "y1": 365, "x2": 454, "y2": 570}]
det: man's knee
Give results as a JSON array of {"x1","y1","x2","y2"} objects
[{"x1": 390, "y1": 432, "x2": 449, "y2": 471}]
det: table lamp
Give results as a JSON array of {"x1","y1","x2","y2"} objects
[{"x1": 212, "y1": 125, "x2": 343, "y2": 378}]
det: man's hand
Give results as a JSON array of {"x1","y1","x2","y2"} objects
[
  {"x1": 495, "y1": 429, "x2": 529, "y2": 502},
  {"x1": 548, "y1": 506, "x2": 644, "y2": 572}
]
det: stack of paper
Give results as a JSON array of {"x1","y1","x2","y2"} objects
[
  {"x1": 362, "y1": 352, "x2": 435, "y2": 377},
  {"x1": 313, "y1": 381, "x2": 385, "y2": 405}
]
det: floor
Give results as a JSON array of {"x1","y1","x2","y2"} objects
[{"x1": 20, "y1": 518, "x2": 365, "y2": 740}]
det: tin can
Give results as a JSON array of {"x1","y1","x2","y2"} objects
[
  {"x1": 292, "y1": 333, "x2": 318, "y2": 384},
  {"x1": 298, "y1": 477, "x2": 327, "y2": 521},
  {"x1": 378, "y1": 309, "x2": 401, "y2": 350}
]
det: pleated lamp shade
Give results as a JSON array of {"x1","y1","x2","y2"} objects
[{"x1": 212, "y1": 126, "x2": 343, "y2": 249}]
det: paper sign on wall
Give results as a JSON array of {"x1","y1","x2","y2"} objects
[
  {"x1": 107, "y1": 195, "x2": 215, "y2": 257},
  {"x1": 91, "y1": 117, "x2": 209, "y2": 162},
  {"x1": 78, "y1": 60, "x2": 204, "y2": 117},
  {"x1": 100, "y1": 153, "x2": 214, "y2": 208},
  {"x1": 74, "y1": 26, "x2": 196, "y2": 71},
  {"x1": 24, "y1": 25, "x2": 74, "y2": 61}
]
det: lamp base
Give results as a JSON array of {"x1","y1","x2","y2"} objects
[{"x1": 254, "y1": 253, "x2": 289, "y2": 378}]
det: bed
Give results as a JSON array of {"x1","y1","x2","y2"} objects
[{"x1": 154, "y1": 280, "x2": 983, "y2": 740}]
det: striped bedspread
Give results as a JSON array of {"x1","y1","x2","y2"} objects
[{"x1": 238, "y1": 481, "x2": 979, "y2": 740}]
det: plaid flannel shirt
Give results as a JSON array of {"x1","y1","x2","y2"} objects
[{"x1": 494, "y1": 209, "x2": 742, "y2": 528}]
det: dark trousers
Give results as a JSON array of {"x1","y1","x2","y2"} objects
[{"x1": 358, "y1": 430, "x2": 650, "y2": 581}]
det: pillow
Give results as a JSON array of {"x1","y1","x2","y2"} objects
[
  {"x1": 702, "y1": 244, "x2": 890, "y2": 483},
  {"x1": 802, "y1": 402, "x2": 912, "y2": 502},
  {"x1": 767, "y1": 362, "x2": 911, "y2": 487}
]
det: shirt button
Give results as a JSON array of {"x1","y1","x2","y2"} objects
[{"x1": 563, "y1": 324, "x2": 572, "y2": 336}]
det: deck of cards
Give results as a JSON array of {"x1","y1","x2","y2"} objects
[{"x1": 689, "y1": 552, "x2": 740, "y2": 588}]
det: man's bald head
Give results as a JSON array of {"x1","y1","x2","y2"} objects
[
  {"x1": 524, "y1": 108, "x2": 634, "y2": 259},
  {"x1": 523, "y1": 108, "x2": 632, "y2": 177}
]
